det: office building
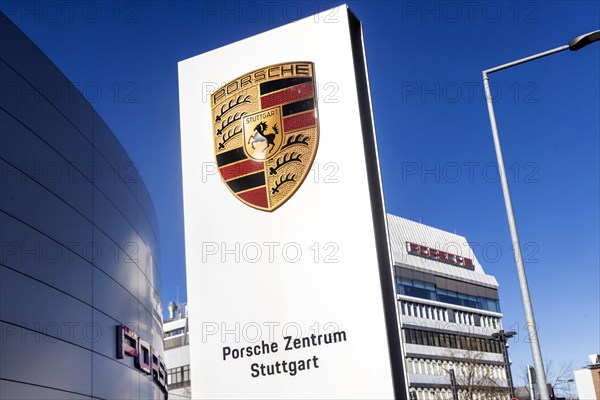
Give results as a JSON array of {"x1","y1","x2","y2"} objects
[
  {"x1": 574, "y1": 355, "x2": 600, "y2": 400},
  {"x1": 0, "y1": 12, "x2": 166, "y2": 399},
  {"x1": 388, "y1": 214, "x2": 510, "y2": 400},
  {"x1": 163, "y1": 302, "x2": 191, "y2": 399}
]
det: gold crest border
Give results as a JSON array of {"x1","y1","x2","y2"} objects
[{"x1": 211, "y1": 61, "x2": 320, "y2": 212}]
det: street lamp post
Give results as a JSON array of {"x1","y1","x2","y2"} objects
[
  {"x1": 481, "y1": 29, "x2": 600, "y2": 400},
  {"x1": 449, "y1": 368, "x2": 459, "y2": 400},
  {"x1": 492, "y1": 330, "x2": 517, "y2": 399}
]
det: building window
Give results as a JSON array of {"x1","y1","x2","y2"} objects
[
  {"x1": 404, "y1": 328, "x2": 501, "y2": 354},
  {"x1": 164, "y1": 328, "x2": 185, "y2": 338},
  {"x1": 397, "y1": 277, "x2": 501, "y2": 313},
  {"x1": 167, "y1": 368, "x2": 180, "y2": 385},
  {"x1": 167, "y1": 364, "x2": 191, "y2": 389}
]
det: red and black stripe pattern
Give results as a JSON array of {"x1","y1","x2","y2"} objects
[
  {"x1": 260, "y1": 77, "x2": 316, "y2": 133},
  {"x1": 216, "y1": 147, "x2": 269, "y2": 208}
]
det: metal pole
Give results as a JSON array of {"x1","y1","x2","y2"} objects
[
  {"x1": 482, "y1": 71, "x2": 551, "y2": 400},
  {"x1": 483, "y1": 45, "x2": 568, "y2": 74},
  {"x1": 449, "y1": 368, "x2": 459, "y2": 400},
  {"x1": 497, "y1": 332, "x2": 516, "y2": 399},
  {"x1": 527, "y1": 365, "x2": 537, "y2": 400}
]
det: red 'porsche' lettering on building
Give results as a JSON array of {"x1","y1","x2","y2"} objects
[{"x1": 406, "y1": 242, "x2": 474, "y2": 270}]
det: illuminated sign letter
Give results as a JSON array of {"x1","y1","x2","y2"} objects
[
  {"x1": 116, "y1": 325, "x2": 167, "y2": 397},
  {"x1": 116, "y1": 325, "x2": 138, "y2": 359},
  {"x1": 151, "y1": 347, "x2": 160, "y2": 382},
  {"x1": 137, "y1": 339, "x2": 151, "y2": 374}
]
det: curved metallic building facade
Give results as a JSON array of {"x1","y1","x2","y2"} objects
[{"x1": 0, "y1": 13, "x2": 165, "y2": 399}]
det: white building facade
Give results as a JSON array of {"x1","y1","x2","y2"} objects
[
  {"x1": 388, "y1": 215, "x2": 510, "y2": 400},
  {"x1": 163, "y1": 304, "x2": 191, "y2": 399},
  {"x1": 574, "y1": 355, "x2": 600, "y2": 400}
]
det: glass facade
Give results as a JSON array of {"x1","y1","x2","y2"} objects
[
  {"x1": 404, "y1": 328, "x2": 503, "y2": 354},
  {"x1": 397, "y1": 277, "x2": 501, "y2": 313}
]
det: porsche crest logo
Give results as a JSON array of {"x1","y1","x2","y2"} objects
[{"x1": 211, "y1": 62, "x2": 319, "y2": 212}]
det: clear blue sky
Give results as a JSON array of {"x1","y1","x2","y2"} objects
[{"x1": 5, "y1": 0, "x2": 598, "y2": 385}]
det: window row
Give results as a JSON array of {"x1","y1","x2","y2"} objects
[
  {"x1": 167, "y1": 364, "x2": 190, "y2": 387},
  {"x1": 404, "y1": 328, "x2": 503, "y2": 354},
  {"x1": 164, "y1": 327, "x2": 185, "y2": 338},
  {"x1": 399, "y1": 301, "x2": 501, "y2": 330},
  {"x1": 406, "y1": 357, "x2": 507, "y2": 381},
  {"x1": 409, "y1": 387, "x2": 508, "y2": 400},
  {"x1": 397, "y1": 277, "x2": 501, "y2": 313}
]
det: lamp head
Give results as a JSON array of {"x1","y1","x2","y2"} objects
[{"x1": 568, "y1": 30, "x2": 600, "y2": 51}]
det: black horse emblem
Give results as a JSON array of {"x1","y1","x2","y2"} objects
[{"x1": 247, "y1": 122, "x2": 279, "y2": 154}]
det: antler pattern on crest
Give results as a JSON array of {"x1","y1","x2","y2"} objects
[
  {"x1": 271, "y1": 173, "x2": 296, "y2": 194},
  {"x1": 218, "y1": 126, "x2": 242, "y2": 150},
  {"x1": 269, "y1": 152, "x2": 302, "y2": 175},
  {"x1": 215, "y1": 95, "x2": 251, "y2": 122},
  {"x1": 281, "y1": 134, "x2": 309, "y2": 149},
  {"x1": 216, "y1": 112, "x2": 245, "y2": 136}
]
